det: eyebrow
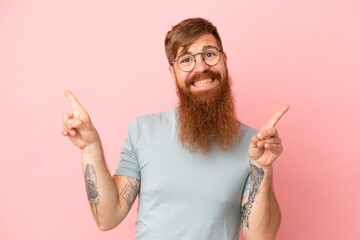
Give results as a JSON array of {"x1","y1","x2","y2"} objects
[{"x1": 180, "y1": 44, "x2": 219, "y2": 56}]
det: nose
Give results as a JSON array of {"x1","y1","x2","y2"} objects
[{"x1": 193, "y1": 54, "x2": 209, "y2": 73}]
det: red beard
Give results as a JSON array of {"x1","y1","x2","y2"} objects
[{"x1": 176, "y1": 68, "x2": 240, "y2": 154}]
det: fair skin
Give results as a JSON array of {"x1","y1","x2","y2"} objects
[
  {"x1": 242, "y1": 104, "x2": 289, "y2": 240},
  {"x1": 61, "y1": 36, "x2": 226, "y2": 231},
  {"x1": 62, "y1": 33, "x2": 288, "y2": 237},
  {"x1": 169, "y1": 33, "x2": 289, "y2": 240},
  {"x1": 169, "y1": 34, "x2": 227, "y2": 101},
  {"x1": 61, "y1": 91, "x2": 140, "y2": 231}
]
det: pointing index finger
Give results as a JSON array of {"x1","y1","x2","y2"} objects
[
  {"x1": 64, "y1": 90, "x2": 84, "y2": 111},
  {"x1": 262, "y1": 104, "x2": 290, "y2": 129}
]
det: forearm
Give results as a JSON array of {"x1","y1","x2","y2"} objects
[
  {"x1": 81, "y1": 135, "x2": 122, "y2": 230},
  {"x1": 242, "y1": 162, "x2": 281, "y2": 240}
]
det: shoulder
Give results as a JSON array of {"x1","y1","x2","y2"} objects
[
  {"x1": 126, "y1": 108, "x2": 176, "y2": 135},
  {"x1": 239, "y1": 122, "x2": 259, "y2": 142},
  {"x1": 240, "y1": 122, "x2": 258, "y2": 135},
  {"x1": 125, "y1": 108, "x2": 177, "y2": 150},
  {"x1": 130, "y1": 108, "x2": 176, "y2": 126}
]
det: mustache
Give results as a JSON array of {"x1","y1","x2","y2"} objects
[{"x1": 186, "y1": 70, "x2": 222, "y2": 86}]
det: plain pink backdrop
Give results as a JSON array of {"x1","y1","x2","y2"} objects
[{"x1": 1, "y1": 0, "x2": 359, "y2": 239}]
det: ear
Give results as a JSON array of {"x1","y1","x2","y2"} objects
[
  {"x1": 168, "y1": 65, "x2": 176, "y2": 81},
  {"x1": 222, "y1": 51, "x2": 227, "y2": 62}
]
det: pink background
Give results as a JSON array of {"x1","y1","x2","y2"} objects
[{"x1": 1, "y1": 0, "x2": 359, "y2": 239}]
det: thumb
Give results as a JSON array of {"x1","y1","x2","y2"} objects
[
  {"x1": 249, "y1": 135, "x2": 263, "y2": 160},
  {"x1": 249, "y1": 135, "x2": 260, "y2": 149}
]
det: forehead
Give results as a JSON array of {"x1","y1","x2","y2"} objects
[{"x1": 176, "y1": 34, "x2": 219, "y2": 56}]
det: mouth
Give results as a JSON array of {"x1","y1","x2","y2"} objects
[{"x1": 192, "y1": 77, "x2": 215, "y2": 87}]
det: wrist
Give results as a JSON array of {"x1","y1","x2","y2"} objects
[
  {"x1": 81, "y1": 138, "x2": 102, "y2": 156},
  {"x1": 250, "y1": 160, "x2": 274, "y2": 180},
  {"x1": 80, "y1": 127, "x2": 100, "y2": 148},
  {"x1": 250, "y1": 160, "x2": 273, "y2": 171}
]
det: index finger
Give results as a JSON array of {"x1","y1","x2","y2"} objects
[
  {"x1": 262, "y1": 104, "x2": 290, "y2": 129},
  {"x1": 64, "y1": 90, "x2": 84, "y2": 111}
]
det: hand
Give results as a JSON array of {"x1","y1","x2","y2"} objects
[
  {"x1": 61, "y1": 90, "x2": 100, "y2": 150},
  {"x1": 248, "y1": 104, "x2": 290, "y2": 167}
]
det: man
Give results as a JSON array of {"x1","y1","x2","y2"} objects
[{"x1": 61, "y1": 18, "x2": 288, "y2": 240}]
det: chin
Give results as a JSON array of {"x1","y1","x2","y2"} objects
[
  {"x1": 189, "y1": 86, "x2": 221, "y2": 103},
  {"x1": 192, "y1": 91, "x2": 217, "y2": 102}
]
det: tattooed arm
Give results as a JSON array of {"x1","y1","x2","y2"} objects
[
  {"x1": 61, "y1": 90, "x2": 140, "y2": 231},
  {"x1": 113, "y1": 176, "x2": 140, "y2": 212},
  {"x1": 242, "y1": 105, "x2": 290, "y2": 239},
  {"x1": 241, "y1": 163, "x2": 281, "y2": 240},
  {"x1": 82, "y1": 141, "x2": 140, "y2": 231}
]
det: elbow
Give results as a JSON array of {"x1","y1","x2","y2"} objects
[
  {"x1": 98, "y1": 225, "x2": 114, "y2": 232},
  {"x1": 96, "y1": 217, "x2": 123, "y2": 232},
  {"x1": 97, "y1": 222, "x2": 120, "y2": 232},
  {"x1": 93, "y1": 205, "x2": 127, "y2": 231}
]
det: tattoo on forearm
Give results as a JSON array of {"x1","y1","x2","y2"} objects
[
  {"x1": 85, "y1": 164, "x2": 100, "y2": 226},
  {"x1": 120, "y1": 177, "x2": 140, "y2": 210},
  {"x1": 241, "y1": 164, "x2": 264, "y2": 229}
]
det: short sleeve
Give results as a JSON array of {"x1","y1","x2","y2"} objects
[
  {"x1": 113, "y1": 120, "x2": 141, "y2": 180},
  {"x1": 242, "y1": 173, "x2": 252, "y2": 197},
  {"x1": 241, "y1": 124, "x2": 257, "y2": 198}
]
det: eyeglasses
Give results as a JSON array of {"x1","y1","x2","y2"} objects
[{"x1": 172, "y1": 47, "x2": 223, "y2": 72}]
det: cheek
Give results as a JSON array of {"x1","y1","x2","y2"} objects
[
  {"x1": 219, "y1": 65, "x2": 228, "y2": 80},
  {"x1": 175, "y1": 72, "x2": 191, "y2": 87}
]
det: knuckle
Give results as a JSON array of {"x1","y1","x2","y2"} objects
[
  {"x1": 271, "y1": 127, "x2": 277, "y2": 134},
  {"x1": 260, "y1": 129, "x2": 268, "y2": 136},
  {"x1": 63, "y1": 112, "x2": 72, "y2": 123},
  {"x1": 76, "y1": 119, "x2": 84, "y2": 126}
]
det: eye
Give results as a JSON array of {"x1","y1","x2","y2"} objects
[
  {"x1": 204, "y1": 49, "x2": 218, "y2": 59},
  {"x1": 206, "y1": 52, "x2": 214, "y2": 58},
  {"x1": 179, "y1": 55, "x2": 193, "y2": 65},
  {"x1": 181, "y1": 58, "x2": 190, "y2": 63}
]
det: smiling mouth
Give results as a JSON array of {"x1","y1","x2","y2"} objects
[{"x1": 192, "y1": 77, "x2": 215, "y2": 86}]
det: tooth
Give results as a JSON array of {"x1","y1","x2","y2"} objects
[{"x1": 194, "y1": 78, "x2": 212, "y2": 86}]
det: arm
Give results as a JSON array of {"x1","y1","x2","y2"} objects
[
  {"x1": 241, "y1": 104, "x2": 289, "y2": 239},
  {"x1": 82, "y1": 140, "x2": 140, "y2": 231},
  {"x1": 61, "y1": 90, "x2": 139, "y2": 231},
  {"x1": 241, "y1": 163, "x2": 281, "y2": 240}
]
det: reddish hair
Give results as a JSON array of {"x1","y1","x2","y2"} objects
[{"x1": 164, "y1": 18, "x2": 224, "y2": 65}]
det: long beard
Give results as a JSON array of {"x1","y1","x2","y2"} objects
[{"x1": 176, "y1": 69, "x2": 240, "y2": 155}]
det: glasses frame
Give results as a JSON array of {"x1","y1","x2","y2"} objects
[{"x1": 172, "y1": 47, "x2": 223, "y2": 72}]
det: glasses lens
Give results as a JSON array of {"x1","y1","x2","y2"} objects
[
  {"x1": 177, "y1": 54, "x2": 195, "y2": 72},
  {"x1": 203, "y1": 48, "x2": 221, "y2": 66}
]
